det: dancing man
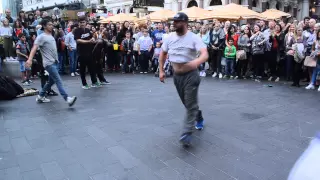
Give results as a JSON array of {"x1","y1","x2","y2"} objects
[
  {"x1": 159, "y1": 13, "x2": 208, "y2": 147},
  {"x1": 26, "y1": 19, "x2": 77, "y2": 107}
]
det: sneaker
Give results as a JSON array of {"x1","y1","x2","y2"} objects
[
  {"x1": 22, "y1": 81, "x2": 30, "y2": 86},
  {"x1": 91, "y1": 82, "x2": 101, "y2": 88},
  {"x1": 100, "y1": 81, "x2": 111, "y2": 85},
  {"x1": 234, "y1": 76, "x2": 238, "y2": 79},
  {"x1": 179, "y1": 133, "x2": 192, "y2": 148},
  {"x1": 195, "y1": 120, "x2": 204, "y2": 130},
  {"x1": 305, "y1": 84, "x2": 315, "y2": 90},
  {"x1": 36, "y1": 95, "x2": 51, "y2": 103},
  {"x1": 75, "y1": 72, "x2": 80, "y2": 76},
  {"x1": 71, "y1": 73, "x2": 75, "y2": 77},
  {"x1": 318, "y1": 86, "x2": 320, "y2": 92},
  {"x1": 67, "y1": 96, "x2": 77, "y2": 107},
  {"x1": 230, "y1": 76, "x2": 234, "y2": 79},
  {"x1": 202, "y1": 71, "x2": 206, "y2": 77},
  {"x1": 219, "y1": 73, "x2": 223, "y2": 79},
  {"x1": 212, "y1": 72, "x2": 217, "y2": 78},
  {"x1": 223, "y1": 75, "x2": 227, "y2": 79},
  {"x1": 268, "y1": 76, "x2": 273, "y2": 81},
  {"x1": 47, "y1": 90, "x2": 58, "y2": 96},
  {"x1": 27, "y1": 79, "x2": 33, "y2": 83},
  {"x1": 82, "y1": 85, "x2": 90, "y2": 90},
  {"x1": 144, "y1": 72, "x2": 148, "y2": 74},
  {"x1": 140, "y1": 72, "x2": 143, "y2": 74},
  {"x1": 275, "y1": 77, "x2": 280, "y2": 82}
]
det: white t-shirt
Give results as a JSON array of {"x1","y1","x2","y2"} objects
[{"x1": 161, "y1": 31, "x2": 206, "y2": 63}]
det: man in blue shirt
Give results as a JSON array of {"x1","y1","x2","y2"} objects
[{"x1": 151, "y1": 23, "x2": 166, "y2": 46}]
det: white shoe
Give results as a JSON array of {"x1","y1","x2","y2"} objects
[
  {"x1": 223, "y1": 75, "x2": 227, "y2": 78},
  {"x1": 212, "y1": 72, "x2": 217, "y2": 78},
  {"x1": 230, "y1": 76, "x2": 234, "y2": 79},
  {"x1": 71, "y1": 73, "x2": 75, "y2": 77},
  {"x1": 199, "y1": 71, "x2": 203, "y2": 76},
  {"x1": 275, "y1": 77, "x2": 280, "y2": 82},
  {"x1": 234, "y1": 76, "x2": 238, "y2": 79},
  {"x1": 268, "y1": 76, "x2": 273, "y2": 81},
  {"x1": 305, "y1": 84, "x2": 315, "y2": 90},
  {"x1": 202, "y1": 71, "x2": 206, "y2": 77},
  {"x1": 75, "y1": 72, "x2": 80, "y2": 76},
  {"x1": 219, "y1": 73, "x2": 223, "y2": 79},
  {"x1": 36, "y1": 95, "x2": 51, "y2": 103},
  {"x1": 318, "y1": 86, "x2": 320, "y2": 92},
  {"x1": 67, "y1": 96, "x2": 77, "y2": 107}
]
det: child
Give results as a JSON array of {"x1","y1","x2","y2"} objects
[
  {"x1": 137, "y1": 29, "x2": 153, "y2": 74},
  {"x1": 16, "y1": 33, "x2": 31, "y2": 85},
  {"x1": 152, "y1": 42, "x2": 161, "y2": 73},
  {"x1": 121, "y1": 31, "x2": 134, "y2": 73},
  {"x1": 224, "y1": 38, "x2": 237, "y2": 79}
]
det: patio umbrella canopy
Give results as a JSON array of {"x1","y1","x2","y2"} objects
[
  {"x1": 137, "y1": 9, "x2": 176, "y2": 23},
  {"x1": 261, "y1": 9, "x2": 291, "y2": 20},
  {"x1": 98, "y1": 13, "x2": 138, "y2": 23},
  {"x1": 203, "y1": 3, "x2": 265, "y2": 20},
  {"x1": 178, "y1": 6, "x2": 212, "y2": 21}
]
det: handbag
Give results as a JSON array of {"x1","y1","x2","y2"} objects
[
  {"x1": 113, "y1": 43, "x2": 119, "y2": 50},
  {"x1": 236, "y1": 50, "x2": 247, "y2": 60},
  {"x1": 304, "y1": 56, "x2": 316, "y2": 67}
]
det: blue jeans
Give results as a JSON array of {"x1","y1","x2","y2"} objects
[
  {"x1": 122, "y1": 54, "x2": 133, "y2": 72},
  {"x1": 311, "y1": 64, "x2": 320, "y2": 85},
  {"x1": 39, "y1": 63, "x2": 68, "y2": 100},
  {"x1": 68, "y1": 49, "x2": 77, "y2": 73},
  {"x1": 225, "y1": 58, "x2": 235, "y2": 76},
  {"x1": 58, "y1": 52, "x2": 65, "y2": 73}
]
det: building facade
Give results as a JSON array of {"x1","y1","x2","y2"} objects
[{"x1": 104, "y1": 0, "x2": 319, "y2": 20}]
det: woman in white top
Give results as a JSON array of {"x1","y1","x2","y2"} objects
[{"x1": 0, "y1": 19, "x2": 14, "y2": 60}]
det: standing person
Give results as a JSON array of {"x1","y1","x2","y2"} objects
[
  {"x1": 0, "y1": 19, "x2": 14, "y2": 61},
  {"x1": 121, "y1": 31, "x2": 134, "y2": 73},
  {"x1": 16, "y1": 33, "x2": 31, "y2": 85},
  {"x1": 25, "y1": 19, "x2": 77, "y2": 106},
  {"x1": 56, "y1": 30, "x2": 66, "y2": 74},
  {"x1": 137, "y1": 29, "x2": 153, "y2": 74},
  {"x1": 159, "y1": 12, "x2": 208, "y2": 147},
  {"x1": 74, "y1": 16, "x2": 99, "y2": 89},
  {"x1": 65, "y1": 24, "x2": 78, "y2": 77},
  {"x1": 224, "y1": 38, "x2": 237, "y2": 79},
  {"x1": 152, "y1": 23, "x2": 166, "y2": 46}
]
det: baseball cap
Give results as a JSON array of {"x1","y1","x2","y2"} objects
[{"x1": 173, "y1": 12, "x2": 189, "y2": 22}]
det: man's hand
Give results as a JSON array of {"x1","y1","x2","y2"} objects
[
  {"x1": 26, "y1": 59, "x2": 32, "y2": 68},
  {"x1": 185, "y1": 60, "x2": 199, "y2": 71},
  {"x1": 159, "y1": 70, "x2": 165, "y2": 83}
]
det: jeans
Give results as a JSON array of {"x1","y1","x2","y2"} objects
[
  {"x1": 58, "y1": 52, "x2": 65, "y2": 73},
  {"x1": 68, "y1": 49, "x2": 77, "y2": 73},
  {"x1": 311, "y1": 64, "x2": 320, "y2": 85},
  {"x1": 225, "y1": 58, "x2": 235, "y2": 76},
  {"x1": 39, "y1": 63, "x2": 68, "y2": 100},
  {"x1": 173, "y1": 70, "x2": 203, "y2": 134},
  {"x1": 211, "y1": 50, "x2": 222, "y2": 73},
  {"x1": 139, "y1": 51, "x2": 150, "y2": 72},
  {"x1": 122, "y1": 54, "x2": 133, "y2": 72}
]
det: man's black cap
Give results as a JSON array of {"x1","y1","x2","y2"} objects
[{"x1": 173, "y1": 12, "x2": 188, "y2": 22}]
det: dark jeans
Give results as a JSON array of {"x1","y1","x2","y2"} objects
[
  {"x1": 174, "y1": 70, "x2": 203, "y2": 134},
  {"x1": 122, "y1": 54, "x2": 133, "y2": 73},
  {"x1": 96, "y1": 60, "x2": 106, "y2": 83},
  {"x1": 58, "y1": 51, "x2": 65, "y2": 73},
  {"x1": 211, "y1": 50, "x2": 222, "y2": 73},
  {"x1": 225, "y1": 58, "x2": 235, "y2": 76},
  {"x1": 236, "y1": 52, "x2": 249, "y2": 77},
  {"x1": 287, "y1": 55, "x2": 302, "y2": 85},
  {"x1": 139, "y1": 51, "x2": 150, "y2": 72},
  {"x1": 78, "y1": 55, "x2": 97, "y2": 86},
  {"x1": 252, "y1": 54, "x2": 264, "y2": 77}
]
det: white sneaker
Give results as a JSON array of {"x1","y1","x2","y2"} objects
[
  {"x1": 22, "y1": 81, "x2": 30, "y2": 86},
  {"x1": 223, "y1": 75, "x2": 227, "y2": 78},
  {"x1": 212, "y1": 72, "x2": 217, "y2": 78},
  {"x1": 305, "y1": 84, "x2": 315, "y2": 90},
  {"x1": 275, "y1": 77, "x2": 280, "y2": 82},
  {"x1": 230, "y1": 76, "x2": 234, "y2": 79},
  {"x1": 202, "y1": 71, "x2": 206, "y2": 77},
  {"x1": 71, "y1": 73, "x2": 75, "y2": 77},
  {"x1": 268, "y1": 76, "x2": 273, "y2": 81},
  {"x1": 318, "y1": 86, "x2": 320, "y2": 92},
  {"x1": 67, "y1": 96, "x2": 77, "y2": 107},
  {"x1": 199, "y1": 71, "x2": 203, "y2": 76},
  {"x1": 234, "y1": 76, "x2": 238, "y2": 79},
  {"x1": 75, "y1": 72, "x2": 80, "y2": 76},
  {"x1": 219, "y1": 73, "x2": 223, "y2": 79},
  {"x1": 36, "y1": 95, "x2": 51, "y2": 103}
]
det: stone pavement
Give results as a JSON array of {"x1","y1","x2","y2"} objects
[{"x1": 1, "y1": 74, "x2": 320, "y2": 180}]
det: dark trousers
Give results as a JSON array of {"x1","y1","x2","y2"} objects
[
  {"x1": 236, "y1": 55, "x2": 249, "y2": 77},
  {"x1": 252, "y1": 54, "x2": 264, "y2": 77},
  {"x1": 139, "y1": 51, "x2": 150, "y2": 72},
  {"x1": 174, "y1": 70, "x2": 203, "y2": 134},
  {"x1": 78, "y1": 55, "x2": 97, "y2": 86},
  {"x1": 266, "y1": 50, "x2": 278, "y2": 77},
  {"x1": 211, "y1": 50, "x2": 222, "y2": 73},
  {"x1": 288, "y1": 55, "x2": 302, "y2": 85}
]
